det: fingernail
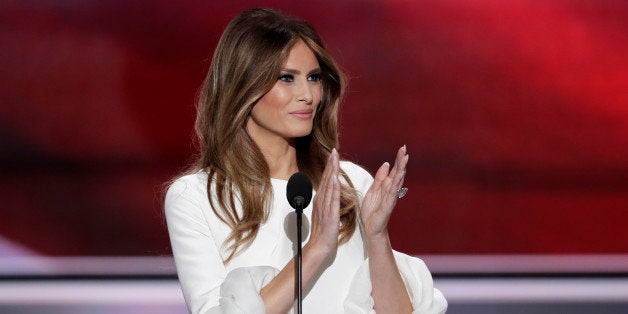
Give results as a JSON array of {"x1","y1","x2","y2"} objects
[
  {"x1": 384, "y1": 162, "x2": 390, "y2": 167},
  {"x1": 402, "y1": 144, "x2": 407, "y2": 152}
]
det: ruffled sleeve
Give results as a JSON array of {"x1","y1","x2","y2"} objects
[
  {"x1": 166, "y1": 177, "x2": 281, "y2": 314},
  {"x1": 218, "y1": 266, "x2": 280, "y2": 313},
  {"x1": 339, "y1": 161, "x2": 447, "y2": 313},
  {"x1": 344, "y1": 251, "x2": 447, "y2": 314}
]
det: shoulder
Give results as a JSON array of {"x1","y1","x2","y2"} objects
[
  {"x1": 339, "y1": 160, "x2": 371, "y2": 180},
  {"x1": 165, "y1": 171, "x2": 210, "y2": 207},
  {"x1": 339, "y1": 160, "x2": 373, "y2": 195}
]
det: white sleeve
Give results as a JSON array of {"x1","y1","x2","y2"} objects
[
  {"x1": 343, "y1": 251, "x2": 447, "y2": 314},
  {"x1": 340, "y1": 161, "x2": 447, "y2": 313},
  {"x1": 219, "y1": 266, "x2": 279, "y2": 313},
  {"x1": 165, "y1": 179, "x2": 280, "y2": 314}
]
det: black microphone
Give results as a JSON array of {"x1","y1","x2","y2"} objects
[
  {"x1": 287, "y1": 172, "x2": 312, "y2": 212},
  {"x1": 286, "y1": 172, "x2": 312, "y2": 314}
]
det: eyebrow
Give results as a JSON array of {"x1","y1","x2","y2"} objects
[{"x1": 280, "y1": 67, "x2": 322, "y2": 75}]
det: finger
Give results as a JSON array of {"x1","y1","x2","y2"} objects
[
  {"x1": 388, "y1": 145, "x2": 406, "y2": 182},
  {"x1": 333, "y1": 148, "x2": 340, "y2": 195},
  {"x1": 385, "y1": 148, "x2": 403, "y2": 186},
  {"x1": 396, "y1": 145, "x2": 407, "y2": 171},
  {"x1": 332, "y1": 149, "x2": 340, "y2": 208},
  {"x1": 332, "y1": 148, "x2": 339, "y2": 178},
  {"x1": 323, "y1": 150, "x2": 334, "y2": 183},
  {"x1": 371, "y1": 161, "x2": 390, "y2": 193},
  {"x1": 322, "y1": 151, "x2": 337, "y2": 216},
  {"x1": 332, "y1": 173, "x2": 341, "y2": 220},
  {"x1": 388, "y1": 146, "x2": 408, "y2": 190},
  {"x1": 317, "y1": 151, "x2": 334, "y2": 199},
  {"x1": 394, "y1": 154, "x2": 409, "y2": 188}
]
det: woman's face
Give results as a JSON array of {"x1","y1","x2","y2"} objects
[{"x1": 247, "y1": 39, "x2": 322, "y2": 144}]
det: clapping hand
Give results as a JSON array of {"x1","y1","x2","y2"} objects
[
  {"x1": 306, "y1": 148, "x2": 341, "y2": 257},
  {"x1": 359, "y1": 145, "x2": 409, "y2": 239}
]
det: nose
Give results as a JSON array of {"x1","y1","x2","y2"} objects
[{"x1": 297, "y1": 80, "x2": 313, "y2": 105}]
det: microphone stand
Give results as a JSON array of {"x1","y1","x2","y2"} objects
[
  {"x1": 295, "y1": 197, "x2": 304, "y2": 314},
  {"x1": 287, "y1": 172, "x2": 311, "y2": 314}
]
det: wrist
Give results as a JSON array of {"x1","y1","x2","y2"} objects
[
  {"x1": 365, "y1": 231, "x2": 392, "y2": 254},
  {"x1": 364, "y1": 228, "x2": 389, "y2": 243},
  {"x1": 303, "y1": 242, "x2": 333, "y2": 269}
]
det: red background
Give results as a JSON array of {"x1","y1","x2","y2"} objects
[{"x1": 1, "y1": 1, "x2": 627, "y2": 256}]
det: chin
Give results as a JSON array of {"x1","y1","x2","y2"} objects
[{"x1": 289, "y1": 127, "x2": 313, "y2": 139}]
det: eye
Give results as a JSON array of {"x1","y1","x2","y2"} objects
[
  {"x1": 279, "y1": 74, "x2": 294, "y2": 82},
  {"x1": 308, "y1": 73, "x2": 322, "y2": 83}
]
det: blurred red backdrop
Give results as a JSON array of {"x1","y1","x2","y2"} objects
[{"x1": 0, "y1": 0, "x2": 626, "y2": 256}]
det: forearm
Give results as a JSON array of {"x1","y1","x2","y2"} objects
[
  {"x1": 260, "y1": 244, "x2": 329, "y2": 314},
  {"x1": 366, "y1": 232, "x2": 413, "y2": 314}
]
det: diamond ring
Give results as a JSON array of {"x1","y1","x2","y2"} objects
[{"x1": 396, "y1": 187, "x2": 408, "y2": 199}]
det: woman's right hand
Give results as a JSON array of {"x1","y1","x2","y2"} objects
[
  {"x1": 305, "y1": 148, "x2": 341, "y2": 259},
  {"x1": 260, "y1": 149, "x2": 341, "y2": 312}
]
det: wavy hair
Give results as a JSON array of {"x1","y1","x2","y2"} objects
[{"x1": 191, "y1": 8, "x2": 359, "y2": 262}]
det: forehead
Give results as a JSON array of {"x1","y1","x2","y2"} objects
[{"x1": 283, "y1": 40, "x2": 320, "y2": 70}]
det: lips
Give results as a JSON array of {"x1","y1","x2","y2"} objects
[{"x1": 290, "y1": 109, "x2": 314, "y2": 119}]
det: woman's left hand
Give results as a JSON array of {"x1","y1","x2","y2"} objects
[{"x1": 359, "y1": 145, "x2": 409, "y2": 239}]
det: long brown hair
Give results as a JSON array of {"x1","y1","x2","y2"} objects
[{"x1": 192, "y1": 8, "x2": 359, "y2": 262}]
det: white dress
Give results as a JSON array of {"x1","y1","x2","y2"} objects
[{"x1": 165, "y1": 161, "x2": 447, "y2": 313}]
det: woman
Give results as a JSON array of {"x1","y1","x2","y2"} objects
[{"x1": 165, "y1": 8, "x2": 447, "y2": 314}]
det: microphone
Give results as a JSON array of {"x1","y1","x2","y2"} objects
[
  {"x1": 287, "y1": 172, "x2": 312, "y2": 212},
  {"x1": 286, "y1": 172, "x2": 312, "y2": 314}
]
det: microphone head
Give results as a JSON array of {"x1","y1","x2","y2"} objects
[{"x1": 286, "y1": 172, "x2": 313, "y2": 211}]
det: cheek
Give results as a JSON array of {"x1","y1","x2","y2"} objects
[
  {"x1": 252, "y1": 88, "x2": 288, "y2": 121},
  {"x1": 314, "y1": 86, "x2": 323, "y2": 102},
  {"x1": 262, "y1": 85, "x2": 291, "y2": 108},
  {"x1": 314, "y1": 87, "x2": 323, "y2": 109}
]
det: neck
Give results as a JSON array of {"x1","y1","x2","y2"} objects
[
  {"x1": 247, "y1": 121, "x2": 299, "y2": 180},
  {"x1": 261, "y1": 140, "x2": 299, "y2": 181}
]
